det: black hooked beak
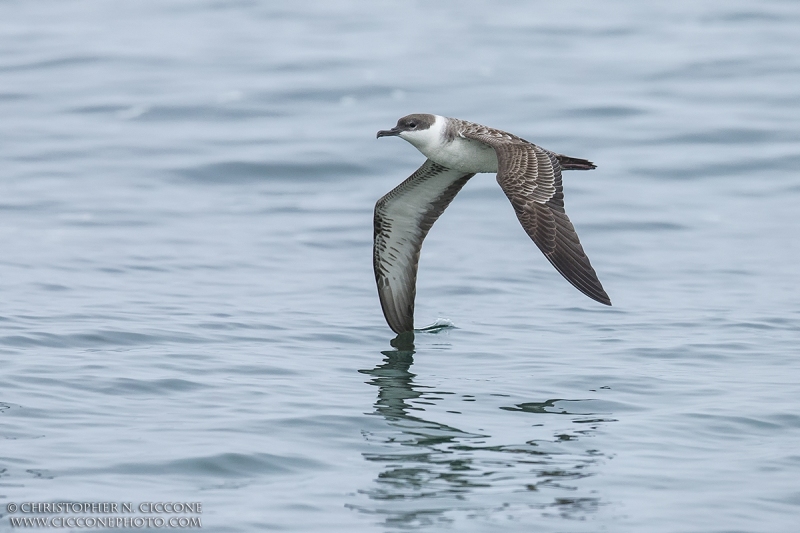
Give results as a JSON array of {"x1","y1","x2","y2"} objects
[{"x1": 376, "y1": 127, "x2": 401, "y2": 139}]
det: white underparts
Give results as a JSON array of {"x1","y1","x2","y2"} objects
[{"x1": 399, "y1": 116, "x2": 499, "y2": 174}]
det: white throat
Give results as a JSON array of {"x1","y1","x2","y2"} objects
[{"x1": 398, "y1": 115, "x2": 448, "y2": 153}]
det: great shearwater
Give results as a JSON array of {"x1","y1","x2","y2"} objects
[{"x1": 374, "y1": 114, "x2": 610, "y2": 335}]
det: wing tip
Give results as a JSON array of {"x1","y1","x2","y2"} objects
[
  {"x1": 577, "y1": 280, "x2": 612, "y2": 307},
  {"x1": 382, "y1": 304, "x2": 414, "y2": 336},
  {"x1": 543, "y1": 252, "x2": 612, "y2": 307},
  {"x1": 575, "y1": 280, "x2": 611, "y2": 306},
  {"x1": 388, "y1": 321, "x2": 414, "y2": 335},
  {"x1": 593, "y1": 291, "x2": 612, "y2": 306},
  {"x1": 379, "y1": 293, "x2": 414, "y2": 334}
]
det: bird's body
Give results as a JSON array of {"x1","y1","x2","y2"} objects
[
  {"x1": 402, "y1": 115, "x2": 499, "y2": 173},
  {"x1": 374, "y1": 114, "x2": 610, "y2": 335}
]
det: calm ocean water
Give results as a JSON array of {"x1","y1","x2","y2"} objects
[{"x1": 2, "y1": 1, "x2": 799, "y2": 531}]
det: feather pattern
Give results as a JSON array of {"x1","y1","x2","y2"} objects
[
  {"x1": 373, "y1": 159, "x2": 475, "y2": 334},
  {"x1": 454, "y1": 119, "x2": 611, "y2": 305}
]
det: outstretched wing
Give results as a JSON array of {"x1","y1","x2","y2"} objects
[
  {"x1": 374, "y1": 160, "x2": 475, "y2": 333},
  {"x1": 460, "y1": 127, "x2": 611, "y2": 306}
]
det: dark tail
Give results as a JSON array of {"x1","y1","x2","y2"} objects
[{"x1": 556, "y1": 154, "x2": 596, "y2": 171}]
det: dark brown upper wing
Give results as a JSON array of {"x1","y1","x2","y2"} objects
[
  {"x1": 374, "y1": 159, "x2": 475, "y2": 333},
  {"x1": 459, "y1": 125, "x2": 611, "y2": 306}
]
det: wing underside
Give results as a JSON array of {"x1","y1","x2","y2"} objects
[{"x1": 373, "y1": 160, "x2": 475, "y2": 334}]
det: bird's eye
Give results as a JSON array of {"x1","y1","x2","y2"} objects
[{"x1": 408, "y1": 122, "x2": 417, "y2": 128}]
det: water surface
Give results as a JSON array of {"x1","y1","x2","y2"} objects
[{"x1": 1, "y1": 1, "x2": 799, "y2": 531}]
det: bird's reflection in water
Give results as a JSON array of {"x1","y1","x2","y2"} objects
[{"x1": 351, "y1": 333, "x2": 615, "y2": 529}]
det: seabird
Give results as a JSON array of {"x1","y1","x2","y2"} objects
[{"x1": 374, "y1": 114, "x2": 610, "y2": 335}]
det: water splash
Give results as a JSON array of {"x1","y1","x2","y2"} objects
[{"x1": 416, "y1": 318, "x2": 456, "y2": 333}]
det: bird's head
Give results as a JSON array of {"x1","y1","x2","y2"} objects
[{"x1": 377, "y1": 114, "x2": 438, "y2": 147}]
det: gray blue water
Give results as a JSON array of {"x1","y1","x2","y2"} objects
[{"x1": 2, "y1": 1, "x2": 800, "y2": 531}]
